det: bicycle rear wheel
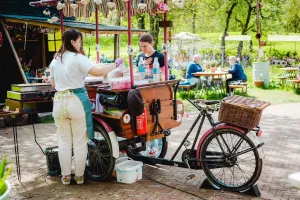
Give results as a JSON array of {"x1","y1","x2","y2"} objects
[
  {"x1": 85, "y1": 124, "x2": 115, "y2": 181},
  {"x1": 200, "y1": 129, "x2": 262, "y2": 192}
]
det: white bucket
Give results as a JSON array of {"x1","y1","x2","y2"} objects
[
  {"x1": 289, "y1": 172, "x2": 300, "y2": 189},
  {"x1": 0, "y1": 181, "x2": 11, "y2": 200},
  {"x1": 115, "y1": 157, "x2": 143, "y2": 184},
  {"x1": 253, "y1": 61, "x2": 270, "y2": 86}
]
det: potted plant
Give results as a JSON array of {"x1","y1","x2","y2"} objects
[
  {"x1": 254, "y1": 73, "x2": 264, "y2": 87},
  {"x1": 36, "y1": 68, "x2": 45, "y2": 78},
  {"x1": 209, "y1": 60, "x2": 218, "y2": 73},
  {"x1": 0, "y1": 156, "x2": 12, "y2": 200}
]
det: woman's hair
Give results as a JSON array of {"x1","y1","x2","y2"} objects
[
  {"x1": 229, "y1": 56, "x2": 237, "y2": 62},
  {"x1": 139, "y1": 33, "x2": 153, "y2": 44},
  {"x1": 55, "y1": 28, "x2": 85, "y2": 61}
]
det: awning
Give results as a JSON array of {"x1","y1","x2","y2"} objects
[
  {"x1": 268, "y1": 35, "x2": 300, "y2": 42},
  {"x1": 0, "y1": 14, "x2": 146, "y2": 34}
]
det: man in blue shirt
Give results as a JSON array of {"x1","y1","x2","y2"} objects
[
  {"x1": 186, "y1": 54, "x2": 206, "y2": 80},
  {"x1": 223, "y1": 56, "x2": 247, "y2": 96}
]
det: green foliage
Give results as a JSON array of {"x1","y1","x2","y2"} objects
[
  {"x1": 293, "y1": 87, "x2": 300, "y2": 95},
  {"x1": 0, "y1": 156, "x2": 12, "y2": 196}
]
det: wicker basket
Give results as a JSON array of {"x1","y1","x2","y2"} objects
[{"x1": 218, "y1": 95, "x2": 271, "y2": 129}]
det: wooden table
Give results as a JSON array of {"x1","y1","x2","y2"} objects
[
  {"x1": 0, "y1": 110, "x2": 21, "y2": 181},
  {"x1": 4, "y1": 99, "x2": 53, "y2": 181},
  {"x1": 192, "y1": 72, "x2": 228, "y2": 96},
  {"x1": 287, "y1": 79, "x2": 300, "y2": 88},
  {"x1": 278, "y1": 67, "x2": 298, "y2": 79}
]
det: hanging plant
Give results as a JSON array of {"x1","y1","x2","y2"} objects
[{"x1": 152, "y1": 2, "x2": 170, "y2": 16}]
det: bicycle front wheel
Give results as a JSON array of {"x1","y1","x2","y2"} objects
[{"x1": 200, "y1": 129, "x2": 262, "y2": 192}]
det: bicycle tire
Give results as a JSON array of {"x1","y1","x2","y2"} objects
[
  {"x1": 85, "y1": 123, "x2": 115, "y2": 181},
  {"x1": 200, "y1": 129, "x2": 262, "y2": 192}
]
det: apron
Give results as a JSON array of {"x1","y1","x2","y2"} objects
[{"x1": 70, "y1": 87, "x2": 94, "y2": 139}]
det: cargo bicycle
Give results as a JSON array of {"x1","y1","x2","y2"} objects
[{"x1": 86, "y1": 84, "x2": 270, "y2": 193}]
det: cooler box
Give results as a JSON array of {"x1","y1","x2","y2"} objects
[{"x1": 115, "y1": 158, "x2": 143, "y2": 184}]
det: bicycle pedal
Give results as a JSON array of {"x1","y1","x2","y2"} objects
[{"x1": 186, "y1": 174, "x2": 195, "y2": 180}]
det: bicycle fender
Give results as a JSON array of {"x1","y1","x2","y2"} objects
[
  {"x1": 196, "y1": 124, "x2": 245, "y2": 163},
  {"x1": 93, "y1": 117, "x2": 120, "y2": 158}
]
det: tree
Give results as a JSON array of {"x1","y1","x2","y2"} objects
[
  {"x1": 235, "y1": 0, "x2": 256, "y2": 56},
  {"x1": 220, "y1": 0, "x2": 238, "y2": 64},
  {"x1": 283, "y1": 0, "x2": 300, "y2": 33}
]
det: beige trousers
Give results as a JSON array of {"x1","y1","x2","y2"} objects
[{"x1": 52, "y1": 91, "x2": 88, "y2": 177}]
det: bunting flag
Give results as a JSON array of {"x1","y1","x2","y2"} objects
[{"x1": 61, "y1": 0, "x2": 157, "y2": 19}]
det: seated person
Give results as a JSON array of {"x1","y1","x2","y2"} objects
[
  {"x1": 223, "y1": 56, "x2": 247, "y2": 96},
  {"x1": 186, "y1": 54, "x2": 206, "y2": 84}
]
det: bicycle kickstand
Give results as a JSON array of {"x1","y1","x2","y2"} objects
[{"x1": 183, "y1": 141, "x2": 195, "y2": 180}]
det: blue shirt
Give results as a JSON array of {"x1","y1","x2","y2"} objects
[
  {"x1": 186, "y1": 62, "x2": 203, "y2": 79},
  {"x1": 228, "y1": 62, "x2": 247, "y2": 81}
]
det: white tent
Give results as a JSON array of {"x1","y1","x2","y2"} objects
[
  {"x1": 268, "y1": 35, "x2": 300, "y2": 42},
  {"x1": 170, "y1": 32, "x2": 201, "y2": 59},
  {"x1": 219, "y1": 35, "x2": 252, "y2": 41},
  {"x1": 173, "y1": 32, "x2": 201, "y2": 41}
]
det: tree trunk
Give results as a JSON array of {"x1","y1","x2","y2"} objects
[
  {"x1": 137, "y1": 15, "x2": 145, "y2": 29},
  {"x1": 149, "y1": 15, "x2": 160, "y2": 50},
  {"x1": 192, "y1": 13, "x2": 196, "y2": 33},
  {"x1": 237, "y1": 2, "x2": 254, "y2": 56},
  {"x1": 221, "y1": 2, "x2": 237, "y2": 65}
]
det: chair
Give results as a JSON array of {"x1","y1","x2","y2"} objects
[{"x1": 229, "y1": 82, "x2": 248, "y2": 96}]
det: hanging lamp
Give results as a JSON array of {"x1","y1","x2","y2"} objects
[
  {"x1": 43, "y1": 8, "x2": 51, "y2": 15},
  {"x1": 94, "y1": 0, "x2": 102, "y2": 4},
  {"x1": 51, "y1": 14, "x2": 59, "y2": 22},
  {"x1": 138, "y1": 0, "x2": 147, "y2": 10},
  {"x1": 107, "y1": 0, "x2": 116, "y2": 9},
  {"x1": 70, "y1": 1, "x2": 78, "y2": 9},
  {"x1": 57, "y1": 1, "x2": 65, "y2": 10}
]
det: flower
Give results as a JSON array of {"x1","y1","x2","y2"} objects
[{"x1": 153, "y1": 2, "x2": 170, "y2": 15}]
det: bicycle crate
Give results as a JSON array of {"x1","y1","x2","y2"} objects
[{"x1": 218, "y1": 95, "x2": 271, "y2": 129}]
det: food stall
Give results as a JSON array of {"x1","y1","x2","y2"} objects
[{"x1": 0, "y1": 0, "x2": 146, "y2": 104}]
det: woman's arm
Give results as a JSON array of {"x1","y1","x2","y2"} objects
[
  {"x1": 51, "y1": 77, "x2": 55, "y2": 89},
  {"x1": 88, "y1": 63, "x2": 116, "y2": 76}
]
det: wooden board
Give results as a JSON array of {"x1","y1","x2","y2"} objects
[{"x1": 139, "y1": 84, "x2": 173, "y2": 103}]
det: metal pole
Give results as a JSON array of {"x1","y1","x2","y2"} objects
[
  {"x1": 95, "y1": 6, "x2": 100, "y2": 63},
  {"x1": 163, "y1": 0, "x2": 169, "y2": 81},
  {"x1": 1, "y1": 20, "x2": 28, "y2": 83},
  {"x1": 59, "y1": 9, "x2": 64, "y2": 36},
  {"x1": 256, "y1": 0, "x2": 261, "y2": 49},
  {"x1": 128, "y1": 0, "x2": 134, "y2": 87}
]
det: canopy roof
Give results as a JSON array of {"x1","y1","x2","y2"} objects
[
  {"x1": 0, "y1": 14, "x2": 146, "y2": 34},
  {"x1": 173, "y1": 32, "x2": 201, "y2": 41},
  {"x1": 268, "y1": 35, "x2": 300, "y2": 42}
]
